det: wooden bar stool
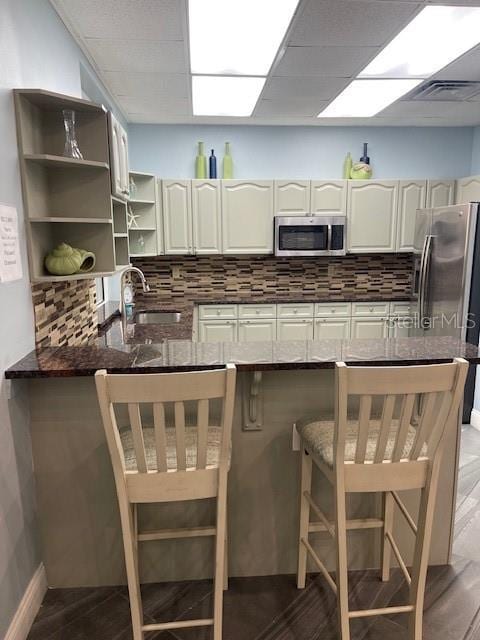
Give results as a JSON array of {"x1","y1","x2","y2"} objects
[
  {"x1": 95, "y1": 365, "x2": 236, "y2": 640},
  {"x1": 295, "y1": 359, "x2": 468, "y2": 640}
]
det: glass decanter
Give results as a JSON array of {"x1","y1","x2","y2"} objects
[{"x1": 62, "y1": 109, "x2": 83, "y2": 159}]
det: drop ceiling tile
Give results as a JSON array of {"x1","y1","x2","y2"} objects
[
  {"x1": 380, "y1": 100, "x2": 480, "y2": 119},
  {"x1": 262, "y1": 76, "x2": 350, "y2": 101},
  {"x1": 254, "y1": 99, "x2": 326, "y2": 117},
  {"x1": 85, "y1": 39, "x2": 187, "y2": 73},
  {"x1": 289, "y1": 0, "x2": 421, "y2": 46},
  {"x1": 103, "y1": 72, "x2": 189, "y2": 98},
  {"x1": 433, "y1": 47, "x2": 480, "y2": 82},
  {"x1": 118, "y1": 96, "x2": 190, "y2": 116},
  {"x1": 273, "y1": 46, "x2": 380, "y2": 78},
  {"x1": 53, "y1": 0, "x2": 184, "y2": 40}
]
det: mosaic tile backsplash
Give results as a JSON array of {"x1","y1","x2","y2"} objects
[
  {"x1": 132, "y1": 254, "x2": 414, "y2": 304},
  {"x1": 32, "y1": 279, "x2": 98, "y2": 347}
]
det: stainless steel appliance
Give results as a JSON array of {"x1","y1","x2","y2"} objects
[
  {"x1": 413, "y1": 203, "x2": 478, "y2": 339},
  {"x1": 274, "y1": 215, "x2": 346, "y2": 257},
  {"x1": 413, "y1": 202, "x2": 480, "y2": 422}
]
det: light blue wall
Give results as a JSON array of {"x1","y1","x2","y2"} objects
[
  {"x1": 129, "y1": 124, "x2": 474, "y2": 180},
  {"x1": 471, "y1": 126, "x2": 480, "y2": 175},
  {"x1": 0, "y1": 0, "x2": 118, "y2": 634}
]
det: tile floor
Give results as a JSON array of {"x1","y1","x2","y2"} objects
[{"x1": 27, "y1": 425, "x2": 480, "y2": 640}]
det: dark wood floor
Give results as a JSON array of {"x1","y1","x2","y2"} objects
[{"x1": 28, "y1": 425, "x2": 480, "y2": 640}]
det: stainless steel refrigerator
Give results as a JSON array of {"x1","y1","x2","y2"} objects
[{"x1": 413, "y1": 202, "x2": 480, "y2": 421}]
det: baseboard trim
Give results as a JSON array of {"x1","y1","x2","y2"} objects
[
  {"x1": 5, "y1": 564, "x2": 47, "y2": 640},
  {"x1": 470, "y1": 408, "x2": 480, "y2": 431}
]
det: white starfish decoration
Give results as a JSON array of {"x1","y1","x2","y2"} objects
[{"x1": 127, "y1": 205, "x2": 141, "y2": 229}]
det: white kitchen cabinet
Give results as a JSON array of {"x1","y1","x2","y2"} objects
[
  {"x1": 192, "y1": 180, "x2": 222, "y2": 254},
  {"x1": 238, "y1": 319, "x2": 276, "y2": 342},
  {"x1": 455, "y1": 175, "x2": 480, "y2": 204},
  {"x1": 222, "y1": 180, "x2": 274, "y2": 254},
  {"x1": 347, "y1": 181, "x2": 398, "y2": 253},
  {"x1": 274, "y1": 180, "x2": 310, "y2": 216},
  {"x1": 351, "y1": 317, "x2": 388, "y2": 339},
  {"x1": 199, "y1": 319, "x2": 237, "y2": 342},
  {"x1": 388, "y1": 317, "x2": 410, "y2": 338},
  {"x1": 108, "y1": 112, "x2": 129, "y2": 200},
  {"x1": 162, "y1": 180, "x2": 192, "y2": 255},
  {"x1": 396, "y1": 180, "x2": 426, "y2": 252},
  {"x1": 311, "y1": 180, "x2": 347, "y2": 216},
  {"x1": 427, "y1": 180, "x2": 455, "y2": 208},
  {"x1": 277, "y1": 318, "x2": 313, "y2": 341},
  {"x1": 314, "y1": 318, "x2": 351, "y2": 339},
  {"x1": 199, "y1": 304, "x2": 238, "y2": 319}
]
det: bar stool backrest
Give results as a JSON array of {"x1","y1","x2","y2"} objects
[
  {"x1": 95, "y1": 365, "x2": 236, "y2": 477},
  {"x1": 334, "y1": 358, "x2": 468, "y2": 469}
]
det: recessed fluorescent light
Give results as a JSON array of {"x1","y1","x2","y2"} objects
[
  {"x1": 360, "y1": 6, "x2": 480, "y2": 79},
  {"x1": 318, "y1": 79, "x2": 422, "y2": 118},
  {"x1": 189, "y1": 0, "x2": 299, "y2": 76},
  {"x1": 192, "y1": 76, "x2": 266, "y2": 116}
]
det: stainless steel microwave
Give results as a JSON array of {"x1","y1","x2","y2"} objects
[{"x1": 274, "y1": 215, "x2": 347, "y2": 256}]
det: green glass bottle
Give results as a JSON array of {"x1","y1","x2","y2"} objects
[
  {"x1": 343, "y1": 152, "x2": 353, "y2": 179},
  {"x1": 195, "y1": 141, "x2": 207, "y2": 179},
  {"x1": 222, "y1": 141, "x2": 233, "y2": 179}
]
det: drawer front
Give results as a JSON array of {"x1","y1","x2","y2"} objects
[
  {"x1": 238, "y1": 304, "x2": 276, "y2": 319},
  {"x1": 199, "y1": 319, "x2": 238, "y2": 342},
  {"x1": 276, "y1": 318, "x2": 314, "y2": 340},
  {"x1": 277, "y1": 303, "x2": 314, "y2": 318},
  {"x1": 389, "y1": 301, "x2": 412, "y2": 317},
  {"x1": 198, "y1": 304, "x2": 238, "y2": 320},
  {"x1": 238, "y1": 319, "x2": 276, "y2": 342},
  {"x1": 315, "y1": 302, "x2": 352, "y2": 318},
  {"x1": 352, "y1": 302, "x2": 389, "y2": 317}
]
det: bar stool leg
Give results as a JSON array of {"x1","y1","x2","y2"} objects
[
  {"x1": 223, "y1": 521, "x2": 228, "y2": 591},
  {"x1": 334, "y1": 479, "x2": 350, "y2": 640},
  {"x1": 118, "y1": 499, "x2": 144, "y2": 640},
  {"x1": 381, "y1": 491, "x2": 394, "y2": 582},
  {"x1": 297, "y1": 449, "x2": 312, "y2": 588},
  {"x1": 213, "y1": 470, "x2": 228, "y2": 640}
]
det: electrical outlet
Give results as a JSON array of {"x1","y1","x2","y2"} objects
[
  {"x1": 292, "y1": 424, "x2": 300, "y2": 451},
  {"x1": 171, "y1": 266, "x2": 181, "y2": 279}
]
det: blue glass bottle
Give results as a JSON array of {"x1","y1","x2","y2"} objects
[{"x1": 209, "y1": 149, "x2": 217, "y2": 179}]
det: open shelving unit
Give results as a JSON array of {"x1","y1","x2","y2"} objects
[
  {"x1": 128, "y1": 171, "x2": 159, "y2": 258},
  {"x1": 112, "y1": 196, "x2": 130, "y2": 268},
  {"x1": 14, "y1": 88, "x2": 116, "y2": 282}
]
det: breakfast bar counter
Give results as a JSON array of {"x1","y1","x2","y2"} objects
[{"x1": 6, "y1": 329, "x2": 480, "y2": 589}]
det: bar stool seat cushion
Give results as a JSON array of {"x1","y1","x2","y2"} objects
[
  {"x1": 120, "y1": 426, "x2": 222, "y2": 471},
  {"x1": 296, "y1": 418, "x2": 426, "y2": 469}
]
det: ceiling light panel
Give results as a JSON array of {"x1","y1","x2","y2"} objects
[
  {"x1": 192, "y1": 76, "x2": 266, "y2": 116},
  {"x1": 318, "y1": 79, "x2": 422, "y2": 118},
  {"x1": 359, "y1": 6, "x2": 480, "y2": 79},
  {"x1": 189, "y1": 0, "x2": 299, "y2": 76}
]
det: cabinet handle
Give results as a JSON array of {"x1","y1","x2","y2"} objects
[
  {"x1": 293, "y1": 309, "x2": 298, "y2": 314},
  {"x1": 369, "y1": 307, "x2": 374, "y2": 312}
]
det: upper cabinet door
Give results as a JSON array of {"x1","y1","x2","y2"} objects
[
  {"x1": 396, "y1": 180, "x2": 427, "y2": 252},
  {"x1": 162, "y1": 180, "x2": 192, "y2": 255},
  {"x1": 455, "y1": 176, "x2": 480, "y2": 204},
  {"x1": 426, "y1": 180, "x2": 455, "y2": 208},
  {"x1": 108, "y1": 113, "x2": 129, "y2": 200},
  {"x1": 192, "y1": 180, "x2": 222, "y2": 254},
  {"x1": 311, "y1": 180, "x2": 347, "y2": 216},
  {"x1": 274, "y1": 180, "x2": 310, "y2": 216},
  {"x1": 222, "y1": 180, "x2": 274, "y2": 254},
  {"x1": 347, "y1": 180, "x2": 398, "y2": 253}
]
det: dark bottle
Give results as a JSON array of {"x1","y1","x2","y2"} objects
[
  {"x1": 360, "y1": 142, "x2": 370, "y2": 165},
  {"x1": 209, "y1": 149, "x2": 217, "y2": 178}
]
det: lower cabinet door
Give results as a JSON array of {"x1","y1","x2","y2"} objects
[
  {"x1": 276, "y1": 318, "x2": 314, "y2": 341},
  {"x1": 314, "y1": 318, "x2": 351, "y2": 339},
  {"x1": 199, "y1": 320, "x2": 238, "y2": 342},
  {"x1": 238, "y1": 319, "x2": 276, "y2": 342},
  {"x1": 388, "y1": 317, "x2": 410, "y2": 338},
  {"x1": 351, "y1": 317, "x2": 388, "y2": 339}
]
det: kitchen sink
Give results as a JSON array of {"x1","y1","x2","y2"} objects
[{"x1": 133, "y1": 311, "x2": 182, "y2": 325}]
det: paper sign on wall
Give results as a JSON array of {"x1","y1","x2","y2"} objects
[{"x1": 0, "y1": 204, "x2": 23, "y2": 283}]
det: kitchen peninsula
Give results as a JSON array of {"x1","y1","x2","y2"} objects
[{"x1": 6, "y1": 309, "x2": 480, "y2": 589}]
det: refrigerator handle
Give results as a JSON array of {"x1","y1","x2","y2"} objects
[{"x1": 419, "y1": 234, "x2": 433, "y2": 323}]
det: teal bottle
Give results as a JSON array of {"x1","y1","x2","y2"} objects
[
  {"x1": 195, "y1": 141, "x2": 207, "y2": 178},
  {"x1": 222, "y1": 142, "x2": 233, "y2": 179}
]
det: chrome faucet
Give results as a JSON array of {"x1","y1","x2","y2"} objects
[{"x1": 119, "y1": 266, "x2": 150, "y2": 318}]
